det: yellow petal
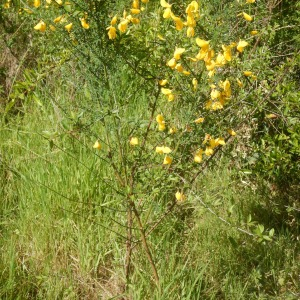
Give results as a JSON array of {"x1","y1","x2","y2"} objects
[
  {"x1": 237, "y1": 40, "x2": 249, "y2": 53},
  {"x1": 173, "y1": 47, "x2": 185, "y2": 60},
  {"x1": 107, "y1": 26, "x2": 117, "y2": 39},
  {"x1": 175, "y1": 191, "x2": 185, "y2": 201},
  {"x1": 80, "y1": 18, "x2": 90, "y2": 29},
  {"x1": 186, "y1": 26, "x2": 195, "y2": 37},
  {"x1": 160, "y1": 0, "x2": 172, "y2": 8},
  {"x1": 65, "y1": 23, "x2": 73, "y2": 32},
  {"x1": 194, "y1": 154, "x2": 203, "y2": 163},
  {"x1": 34, "y1": 20, "x2": 46, "y2": 32},
  {"x1": 118, "y1": 19, "x2": 129, "y2": 33},
  {"x1": 93, "y1": 140, "x2": 101, "y2": 150},
  {"x1": 111, "y1": 15, "x2": 118, "y2": 25},
  {"x1": 163, "y1": 7, "x2": 172, "y2": 18},
  {"x1": 196, "y1": 38, "x2": 209, "y2": 49},
  {"x1": 228, "y1": 129, "x2": 237, "y2": 136},
  {"x1": 167, "y1": 58, "x2": 176, "y2": 69},
  {"x1": 250, "y1": 30, "x2": 258, "y2": 35},
  {"x1": 158, "y1": 123, "x2": 166, "y2": 131},
  {"x1": 242, "y1": 12, "x2": 253, "y2": 21},
  {"x1": 156, "y1": 114, "x2": 164, "y2": 123},
  {"x1": 54, "y1": 15, "x2": 63, "y2": 23},
  {"x1": 243, "y1": 71, "x2": 253, "y2": 76},
  {"x1": 163, "y1": 155, "x2": 172, "y2": 165},
  {"x1": 192, "y1": 78, "x2": 198, "y2": 90},
  {"x1": 34, "y1": 0, "x2": 41, "y2": 8},
  {"x1": 205, "y1": 147, "x2": 213, "y2": 156},
  {"x1": 159, "y1": 79, "x2": 168, "y2": 86},
  {"x1": 130, "y1": 137, "x2": 139, "y2": 146},
  {"x1": 161, "y1": 88, "x2": 172, "y2": 95},
  {"x1": 246, "y1": 0, "x2": 255, "y2": 2},
  {"x1": 167, "y1": 93, "x2": 175, "y2": 101},
  {"x1": 236, "y1": 78, "x2": 243, "y2": 87},
  {"x1": 195, "y1": 117, "x2": 204, "y2": 124},
  {"x1": 131, "y1": 8, "x2": 140, "y2": 14},
  {"x1": 169, "y1": 127, "x2": 177, "y2": 134}
]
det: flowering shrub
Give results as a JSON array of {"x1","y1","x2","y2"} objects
[{"x1": 4, "y1": 0, "x2": 297, "y2": 287}]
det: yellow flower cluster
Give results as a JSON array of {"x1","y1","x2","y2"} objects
[
  {"x1": 161, "y1": 0, "x2": 199, "y2": 37},
  {"x1": 107, "y1": 0, "x2": 143, "y2": 40},
  {"x1": 205, "y1": 79, "x2": 231, "y2": 111},
  {"x1": 156, "y1": 114, "x2": 166, "y2": 131},
  {"x1": 194, "y1": 135, "x2": 225, "y2": 162}
]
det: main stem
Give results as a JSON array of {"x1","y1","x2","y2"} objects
[{"x1": 130, "y1": 200, "x2": 160, "y2": 285}]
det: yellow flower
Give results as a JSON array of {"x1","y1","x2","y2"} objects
[
  {"x1": 237, "y1": 40, "x2": 249, "y2": 52},
  {"x1": 55, "y1": 0, "x2": 63, "y2": 4},
  {"x1": 228, "y1": 129, "x2": 237, "y2": 136},
  {"x1": 195, "y1": 117, "x2": 204, "y2": 123},
  {"x1": 49, "y1": 25, "x2": 56, "y2": 31},
  {"x1": 172, "y1": 15, "x2": 184, "y2": 30},
  {"x1": 24, "y1": 8, "x2": 33, "y2": 13},
  {"x1": 211, "y1": 89, "x2": 221, "y2": 99},
  {"x1": 236, "y1": 78, "x2": 243, "y2": 87},
  {"x1": 54, "y1": 15, "x2": 63, "y2": 23},
  {"x1": 33, "y1": 0, "x2": 41, "y2": 8},
  {"x1": 186, "y1": 26, "x2": 195, "y2": 37},
  {"x1": 163, "y1": 155, "x2": 172, "y2": 165},
  {"x1": 93, "y1": 140, "x2": 101, "y2": 150},
  {"x1": 244, "y1": 71, "x2": 253, "y2": 76},
  {"x1": 141, "y1": 0, "x2": 149, "y2": 3},
  {"x1": 250, "y1": 30, "x2": 258, "y2": 35},
  {"x1": 222, "y1": 79, "x2": 231, "y2": 97},
  {"x1": 194, "y1": 149, "x2": 203, "y2": 163},
  {"x1": 130, "y1": 137, "x2": 139, "y2": 146},
  {"x1": 131, "y1": 18, "x2": 140, "y2": 24},
  {"x1": 173, "y1": 47, "x2": 185, "y2": 60},
  {"x1": 167, "y1": 94, "x2": 174, "y2": 101},
  {"x1": 167, "y1": 58, "x2": 176, "y2": 69},
  {"x1": 158, "y1": 123, "x2": 166, "y2": 131},
  {"x1": 206, "y1": 60, "x2": 215, "y2": 70},
  {"x1": 175, "y1": 191, "x2": 185, "y2": 201},
  {"x1": 157, "y1": 34, "x2": 165, "y2": 40},
  {"x1": 215, "y1": 53, "x2": 226, "y2": 67},
  {"x1": 131, "y1": 8, "x2": 140, "y2": 14},
  {"x1": 205, "y1": 147, "x2": 213, "y2": 156},
  {"x1": 192, "y1": 78, "x2": 198, "y2": 90},
  {"x1": 80, "y1": 18, "x2": 90, "y2": 29},
  {"x1": 111, "y1": 15, "x2": 118, "y2": 25},
  {"x1": 159, "y1": 79, "x2": 168, "y2": 86},
  {"x1": 65, "y1": 23, "x2": 73, "y2": 32},
  {"x1": 160, "y1": 0, "x2": 171, "y2": 8},
  {"x1": 175, "y1": 64, "x2": 184, "y2": 72},
  {"x1": 222, "y1": 45, "x2": 232, "y2": 61},
  {"x1": 156, "y1": 146, "x2": 172, "y2": 154},
  {"x1": 242, "y1": 12, "x2": 253, "y2": 21},
  {"x1": 118, "y1": 19, "x2": 129, "y2": 33},
  {"x1": 246, "y1": 0, "x2": 255, "y2": 3},
  {"x1": 266, "y1": 113, "x2": 278, "y2": 119},
  {"x1": 34, "y1": 20, "x2": 46, "y2": 32},
  {"x1": 156, "y1": 114, "x2": 164, "y2": 124},
  {"x1": 132, "y1": 0, "x2": 139, "y2": 8},
  {"x1": 161, "y1": 88, "x2": 172, "y2": 95},
  {"x1": 196, "y1": 38, "x2": 210, "y2": 49},
  {"x1": 169, "y1": 127, "x2": 177, "y2": 134},
  {"x1": 163, "y1": 7, "x2": 172, "y2": 18},
  {"x1": 107, "y1": 26, "x2": 117, "y2": 39},
  {"x1": 211, "y1": 101, "x2": 223, "y2": 110}
]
